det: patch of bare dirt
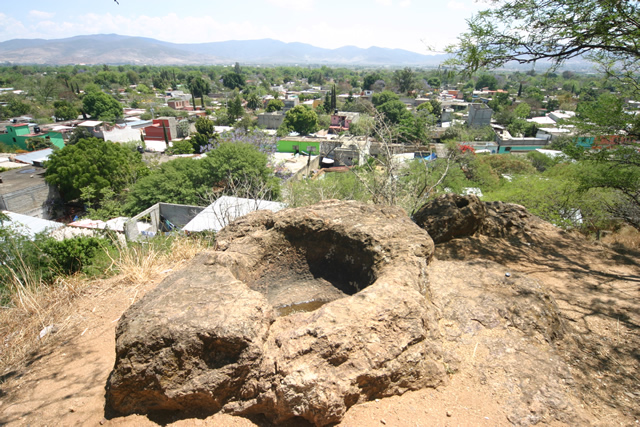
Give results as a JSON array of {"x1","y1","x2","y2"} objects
[{"x1": 0, "y1": 220, "x2": 638, "y2": 426}]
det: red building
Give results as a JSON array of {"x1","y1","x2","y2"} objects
[{"x1": 143, "y1": 117, "x2": 177, "y2": 142}]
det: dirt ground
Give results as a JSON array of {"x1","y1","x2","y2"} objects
[{"x1": 0, "y1": 224, "x2": 638, "y2": 426}]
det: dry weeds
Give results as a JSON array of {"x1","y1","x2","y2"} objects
[{"x1": 0, "y1": 235, "x2": 210, "y2": 378}]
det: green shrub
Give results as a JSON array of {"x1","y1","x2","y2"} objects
[{"x1": 41, "y1": 236, "x2": 111, "y2": 275}]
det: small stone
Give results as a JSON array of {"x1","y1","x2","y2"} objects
[
  {"x1": 380, "y1": 419, "x2": 387, "y2": 425},
  {"x1": 446, "y1": 410, "x2": 452, "y2": 417},
  {"x1": 100, "y1": 418, "x2": 107, "y2": 425},
  {"x1": 69, "y1": 407, "x2": 75, "y2": 413}
]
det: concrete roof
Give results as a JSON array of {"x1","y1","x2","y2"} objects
[
  {"x1": 0, "y1": 166, "x2": 47, "y2": 195},
  {"x1": 183, "y1": 196, "x2": 285, "y2": 233},
  {"x1": 1, "y1": 210, "x2": 64, "y2": 239}
]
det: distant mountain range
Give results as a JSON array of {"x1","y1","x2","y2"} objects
[{"x1": 0, "y1": 34, "x2": 449, "y2": 66}]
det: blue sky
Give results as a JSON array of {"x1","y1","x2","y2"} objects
[{"x1": 0, "y1": 0, "x2": 487, "y2": 54}]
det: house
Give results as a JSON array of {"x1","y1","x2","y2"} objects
[
  {"x1": 277, "y1": 137, "x2": 322, "y2": 155},
  {"x1": 282, "y1": 98, "x2": 299, "y2": 112},
  {"x1": 143, "y1": 117, "x2": 177, "y2": 144},
  {"x1": 329, "y1": 112, "x2": 360, "y2": 134},
  {"x1": 182, "y1": 196, "x2": 285, "y2": 233},
  {"x1": 0, "y1": 166, "x2": 61, "y2": 219},
  {"x1": 0, "y1": 124, "x2": 65, "y2": 150},
  {"x1": 257, "y1": 112, "x2": 285, "y2": 130},
  {"x1": 168, "y1": 99, "x2": 193, "y2": 111},
  {"x1": 467, "y1": 104, "x2": 493, "y2": 128}
]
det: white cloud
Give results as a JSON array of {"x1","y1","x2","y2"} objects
[
  {"x1": 399, "y1": 0, "x2": 411, "y2": 7},
  {"x1": 375, "y1": 0, "x2": 393, "y2": 5},
  {"x1": 265, "y1": 0, "x2": 315, "y2": 11},
  {"x1": 28, "y1": 10, "x2": 56, "y2": 20}
]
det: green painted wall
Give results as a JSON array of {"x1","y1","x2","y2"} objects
[
  {"x1": 0, "y1": 125, "x2": 65, "y2": 150},
  {"x1": 277, "y1": 140, "x2": 321, "y2": 154}
]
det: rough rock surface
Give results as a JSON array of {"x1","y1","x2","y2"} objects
[
  {"x1": 413, "y1": 194, "x2": 547, "y2": 243},
  {"x1": 428, "y1": 259, "x2": 585, "y2": 426},
  {"x1": 106, "y1": 200, "x2": 445, "y2": 426},
  {"x1": 412, "y1": 193, "x2": 487, "y2": 243}
]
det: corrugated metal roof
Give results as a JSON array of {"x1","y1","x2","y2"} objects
[
  {"x1": 14, "y1": 149, "x2": 54, "y2": 165},
  {"x1": 183, "y1": 196, "x2": 286, "y2": 233},
  {"x1": 2, "y1": 211, "x2": 64, "y2": 239}
]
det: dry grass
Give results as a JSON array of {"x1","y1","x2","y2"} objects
[
  {"x1": 602, "y1": 226, "x2": 640, "y2": 251},
  {"x1": 0, "y1": 235, "x2": 210, "y2": 377}
]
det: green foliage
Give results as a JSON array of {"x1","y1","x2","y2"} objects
[
  {"x1": 82, "y1": 91, "x2": 123, "y2": 121},
  {"x1": 447, "y1": 0, "x2": 640, "y2": 76},
  {"x1": 41, "y1": 236, "x2": 109, "y2": 276},
  {"x1": 377, "y1": 100, "x2": 411, "y2": 124},
  {"x1": 245, "y1": 93, "x2": 261, "y2": 110},
  {"x1": 45, "y1": 137, "x2": 147, "y2": 203},
  {"x1": 166, "y1": 139, "x2": 194, "y2": 155},
  {"x1": 227, "y1": 92, "x2": 244, "y2": 122},
  {"x1": 223, "y1": 72, "x2": 245, "y2": 90},
  {"x1": 66, "y1": 126, "x2": 93, "y2": 145},
  {"x1": 393, "y1": 67, "x2": 417, "y2": 93},
  {"x1": 476, "y1": 154, "x2": 536, "y2": 176},
  {"x1": 125, "y1": 142, "x2": 279, "y2": 214},
  {"x1": 266, "y1": 99, "x2": 284, "y2": 112},
  {"x1": 26, "y1": 137, "x2": 55, "y2": 151},
  {"x1": 53, "y1": 100, "x2": 79, "y2": 121},
  {"x1": 282, "y1": 105, "x2": 319, "y2": 135},
  {"x1": 371, "y1": 90, "x2": 399, "y2": 107},
  {"x1": 476, "y1": 74, "x2": 497, "y2": 90}
]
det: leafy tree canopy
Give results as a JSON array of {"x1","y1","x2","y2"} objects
[
  {"x1": 266, "y1": 99, "x2": 284, "y2": 112},
  {"x1": 282, "y1": 105, "x2": 319, "y2": 135},
  {"x1": 45, "y1": 137, "x2": 147, "y2": 203},
  {"x1": 371, "y1": 90, "x2": 400, "y2": 107},
  {"x1": 82, "y1": 91, "x2": 123, "y2": 121},
  {"x1": 447, "y1": 0, "x2": 640, "y2": 75}
]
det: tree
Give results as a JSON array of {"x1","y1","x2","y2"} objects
[
  {"x1": 266, "y1": 99, "x2": 284, "y2": 112},
  {"x1": 393, "y1": 67, "x2": 416, "y2": 93},
  {"x1": 227, "y1": 92, "x2": 244, "y2": 123},
  {"x1": 82, "y1": 91, "x2": 123, "y2": 121},
  {"x1": 246, "y1": 93, "x2": 261, "y2": 110},
  {"x1": 447, "y1": 0, "x2": 640, "y2": 76},
  {"x1": 45, "y1": 137, "x2": 147, "y2": 203},
  {"x1": 190, "y1": 117, "x2": 217, "y2": 153},
  {"x1": 26, "y1": 137, "x2": 54, "y2": 151},
  {"x1": 475, "y1": 74, "x2": 498, "y2": 91},
  {"x1": 377, "y1": 100, "x2": 411, "y2": 124},
  {"x1": 282, "y1": 105, "x2": 319, "y2": 135},
  {"x1": 223, "y1": 72, "x2": 245, "y2": 90},
  {"x1": 66, "y1": 126, "x2": 93, "y2": 145},
  {"x1": 363, "y1": 72, "x2": 383, "y2": 91},
  {"x1": 125, "y1": 142, "x2": 278, "y2": 213},
  {"x1": 188, "y1": 77, "x2": 210, "y2": 109},
  {"x1": 371, "y1": 90, "x2": 400, "y2": 107},
  {"x1": 53, "y1": 100, "x2": 79, "y2": 121}
]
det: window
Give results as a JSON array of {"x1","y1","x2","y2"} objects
[
  {"x1": 505, "y1": 147, "x2": 511, "y2": 152},
  {"x1": 306, "y1": 146, "x2": 316, "y2": 153},
  {"x1": 293, "y1": 145, "x2": 299, "y2": 151}
]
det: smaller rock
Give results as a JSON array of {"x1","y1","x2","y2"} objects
[
  {"x1": 446, "y1": 410, "x2": 453, "y2": 417},
  {"x1": 505, "y1": 272, "x2": 511, "y2": 277},
  {"x1": 380, "y1": 419, "x2": 387, "y2": 425}
]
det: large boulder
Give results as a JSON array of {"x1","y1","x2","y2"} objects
[
  {"x1": 428, "y1": 259, "x2": 584, "y2": 426},
  {"x1": 106, "y1": 200, "x2": 445, "y2": 426},
  {"x1": 412, "y1": 193, "x2": 486, "y2": 243}
]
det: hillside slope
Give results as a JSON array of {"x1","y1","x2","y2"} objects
[{"x1": 0, "y1": 210, "x2": 637, "y2": 426}]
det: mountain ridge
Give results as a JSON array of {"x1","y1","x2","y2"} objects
[{"x1": 0, "y1": 34, "x2": 447, "y2": 66}]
